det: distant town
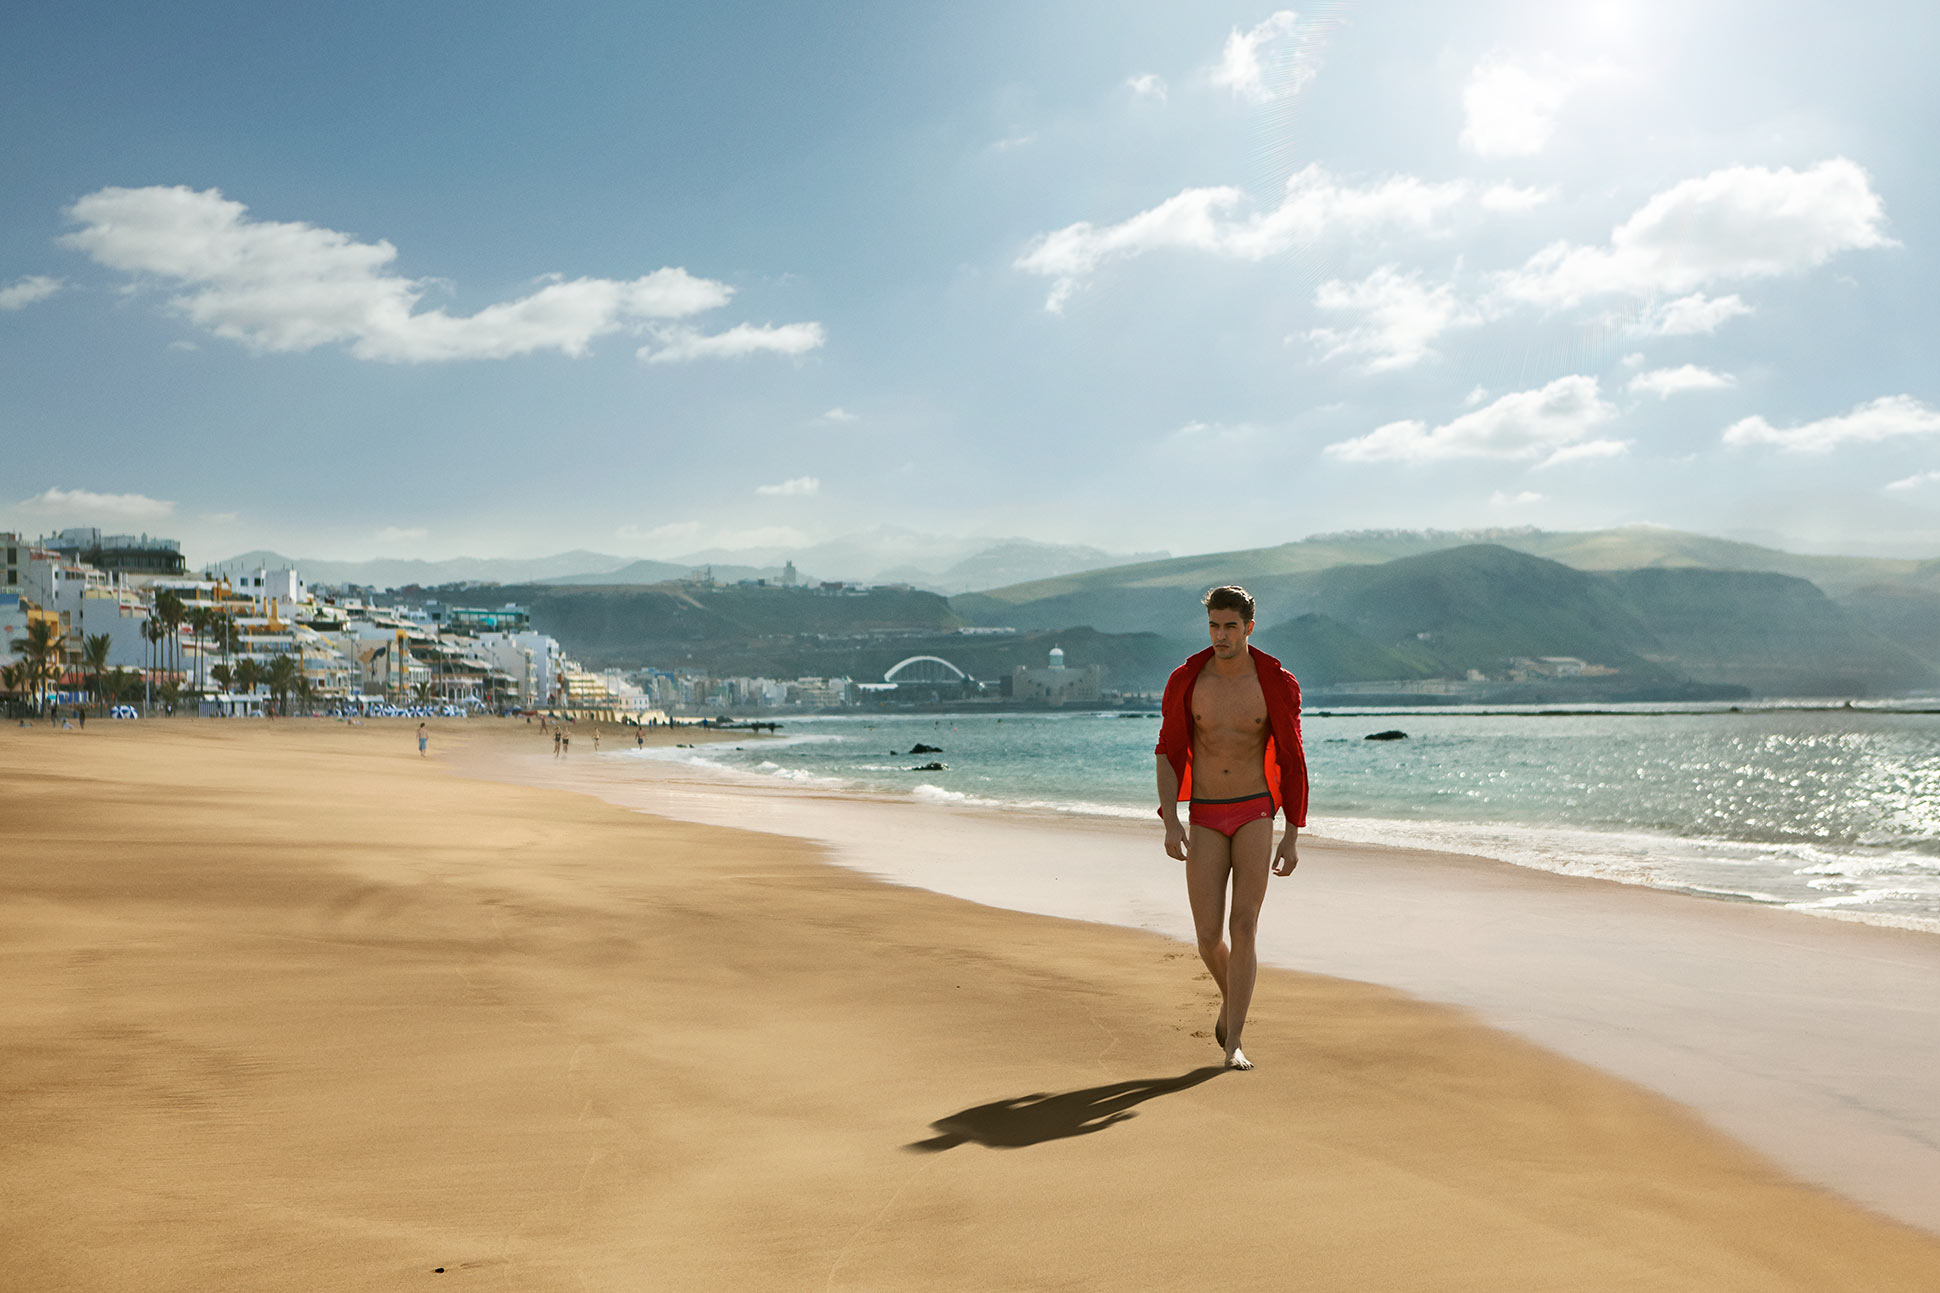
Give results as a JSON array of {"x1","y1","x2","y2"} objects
[{"x1": 1, "y1": 527, "x2": 1110, "y2": 720}]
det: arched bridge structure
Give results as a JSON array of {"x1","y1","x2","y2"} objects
[{"x1": 883, "y1": 655, "x2": 973, "y2": 684}]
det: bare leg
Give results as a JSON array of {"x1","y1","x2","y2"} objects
[
  {"x1": 1185, "y1": 824, "x2": 1233, "y2": 1049},
  {"x1": 1220, "y1": 816, "x2": 1275, "y2": 1069}
]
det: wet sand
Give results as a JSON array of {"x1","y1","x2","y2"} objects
[
  {"x1": 4, "y1": 717, "x2": 1938, "y2": 1289},
  {"x1": 490, "y1": 737, "x2": 1940, "y2": 1237}
]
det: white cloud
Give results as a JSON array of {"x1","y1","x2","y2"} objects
[
  {"x1": 1465, "y1": 386, "x2": 1489, "y2": 406},
  {"x1": 1126, "y1": 73, "x2": 1168, "y2": 103},
  {"x1": 1166, "y1": 420, "x2": 1267, "y2": 449},
  {"x1": 1305, "y1": 266, "x2": 1477, "y2": 373},
  {"x1": 818, "y1": 407, "x2": 858, "y2": 423},
  {"x1": 1479, "y1": 183, "x2": 1556, "y2": 213},
  {"x1": 1495, "y1": 159, "x2": 1892, "y2": 309},
  {"x1": 617, "y1": 520, "x2": 702, "y2": 545},
  {"x1": 57, "y1": 185, "x2": 804, "y2": 363},
  {"x1": 1490, "y1": 490, "x2": 1545, "y2": 506},
  {"x1": 1211, "y1": 11, "x2": 1304, "y2": 103},
  {"x1": 754, "y1": 476, "x2": 820, "y2": 497},
  {"x1": 1638, "y1": 292, "x2": 1753, "y2": 336},
  {"x1": 1884, "y1": 470, "x2": 1940, "y2": 493},
  {"x1": 991, "y1": 133, "x2": 1037, "y2": 152},
  {"x1": 0, "y1": 275, "x2": 63, "y2": 310},
  {"x1": 1620, "y1": 352, "x2": 1647, "y2": 368},
  {"x1": 1723, "y1": 395, "x2": 1940, "y2": 453},
  {"x1": 1324, "y1": 375, "x2": 1616, "y2": 464},
  {"x1": 16, "y1": 486, "x2": 176, "y2": 521},
  {"x1": 376, "y1": 526, "x2": 428, "y2": 543},
  {"x1": 1627, "y1": 364, "x2": 1736, "y2": 398},
  {"x1": 167, "y1": 339, "x2": 200, "y2": 352},
  {"x1": 1537, "y1": 438, "x2": 1629, "y2": 468},
  {"x1": 639, "y1": 321, "x2": 825, "y2": 364},
  {"x1": 1017, "y1": 165, "x2": 1471, "y2": 311},
  {"x1": 1461, "y1": 58, "x2": 1575, "y2": 158}
]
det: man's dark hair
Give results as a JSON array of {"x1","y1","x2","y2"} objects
[{"x1": 1203, "y1": 585, "x2": 1255, "y2": 621}]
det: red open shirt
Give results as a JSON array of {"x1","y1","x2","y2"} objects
[{"x1": 1155, "y1": 645, "x2": 1310, "y2": 827}]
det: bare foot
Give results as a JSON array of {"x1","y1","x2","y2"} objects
[{"x1": 1225, "y1": 1047, "x2": 1253, "y2": 1071}]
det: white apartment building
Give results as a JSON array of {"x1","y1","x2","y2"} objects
[
  {"x1": 472, "y1": 630, "x2": 563, "y2": 707},
  {"x1": 788, "y1": 677, "x2": 853, "y2": 708}
]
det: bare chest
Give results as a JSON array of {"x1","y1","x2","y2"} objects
[{"x1": 1191, "y1": 670, "x2": 1268, "y2": 743}]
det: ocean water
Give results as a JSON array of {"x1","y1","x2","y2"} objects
[{"x1": 627, "y1": 705, "x2": 1940, "y2": 934}]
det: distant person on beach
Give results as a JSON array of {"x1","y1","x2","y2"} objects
[
  {"x1": 553, "y1": 730, "x2": 562, "y2": 758},
  {"x1": 417, "y1": 722, "x2": 428, "y2": 757},
  {"x1": 1155, "y1": 585, "x2": 1309, "y2": 1071}
]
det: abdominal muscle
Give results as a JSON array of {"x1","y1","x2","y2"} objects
[{"x1": 1190, "y1": 671, "x2": 1271, "y2": 801}]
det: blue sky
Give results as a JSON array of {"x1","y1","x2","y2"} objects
[{"x1": 5, "y1": 0, "x2": 1939, "y2": 565}]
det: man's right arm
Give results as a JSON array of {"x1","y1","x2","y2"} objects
[{"x1": 1157, "y1": 753, "x2": 1188, "y2": 860}]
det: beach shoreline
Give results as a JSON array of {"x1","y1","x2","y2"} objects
[
  {"x1": 6, "y1": 716, "x2": 1940, "y2": 1289},
  {"x1": 464, "y1": 724, "x2": 1940, "y2": 1236}
]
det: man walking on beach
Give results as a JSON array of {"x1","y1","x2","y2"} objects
[{"x1": 1156, "y1": 586, "x2": 1309, "y2": 1070}]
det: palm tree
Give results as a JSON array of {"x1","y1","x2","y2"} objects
[
  {"x1": 186, "y1": 605, "x2": 218, "y2": 696},
  {"x1": 96, "y1": 667, "x2": 134, "y2": 712},
  {"x1": 10, "y1": 619, "x2": 63, "y2": 716},
  {"x1": 235, "y1": 656, "x2": 264, "y2": 702},
  {"x1": 210, "y1": 662, "x2": 234, "y2": 693},
  {"x1": 140, "y1": 616, "x2": 168, "y2": 715},
  {"x1": 210, "y1": 610, "x2": 240, "y2": 683},
  {"x1": 1, "y1": 661, "x2": 25, "y2": 716},
  {"x1": 266, "y1": 653, "x2": 299, "y2": 716},
  {"x1": 82, "y1": 632, "x2": 113, "y2": 715},
  {"x1": 154, "y1": 590, "x2": 186, "y2": 686}
]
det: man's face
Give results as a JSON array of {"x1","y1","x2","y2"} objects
[{"x1": 1207, "y1": 609, "x2": 1253, "y2": 658}]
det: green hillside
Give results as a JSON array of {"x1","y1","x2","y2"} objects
[
  {"x1": 955, "y1": 525, "x2": 1939, "y2": 620},
  {"x1": 1303, "y1": 546, "x2": 1669, "y2": 678},
  {"x1": 481, "y1": 581, "x2": 960, "y2": 661},
  {"x1": 1249, "y1": 614, "x2": 1438, "y2": 685},
  {"x1": 651, "y1": 627, "x2": 1186, "y2": 691},
  {"x1": 1503, "y1": 530, "x2": 1928, "y2": 597},
  {"x1": 1608, "y1": 568, "x2": 1934, "y2": 695},
  {"x1": 1835, "y1": 584, "x2": 1940, "y2": 669},
  {"x1": 950, "y1": 533, "x2": 1453, "y2": 634},
  {"x1": 472, "y1": 581, "x2": 1186, "y2": 687}
]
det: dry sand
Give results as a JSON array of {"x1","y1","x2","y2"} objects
[{"x1": 5, "y1": 717, "x2": 1939, "y2": 1290}]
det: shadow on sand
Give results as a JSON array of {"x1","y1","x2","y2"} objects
[{"x1": 905, "y1": 1067, "x2": 1225, "y2": 1152}]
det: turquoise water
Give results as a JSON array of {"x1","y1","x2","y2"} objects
[{"x1": 633, "y1": 706, "x2": 1940, "y2": 932}]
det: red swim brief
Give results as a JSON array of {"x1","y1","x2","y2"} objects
[{"x1": 1189, "y1": 792, "x2": 1275, "y2": 837}]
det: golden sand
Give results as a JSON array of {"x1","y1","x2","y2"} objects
[{"x1": 3, "y1": 718, "x2": 1937, "y2": 1289}]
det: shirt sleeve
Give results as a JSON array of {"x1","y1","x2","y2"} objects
[{"x1": 1281, "y1": 669, "x2": 1309, "y2": 827}]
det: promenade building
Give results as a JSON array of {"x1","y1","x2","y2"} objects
[
  {"x1": 1010, "y1": 646, "x2": 1104, "y2": 707},
  {"x1": 788, "y1": 676, "x2": 853, "y2": 708},
  {"x1": 555, "y1": 667, "x2": 664, "y2": 723},
  {"x1": 41, "y1": 527, "x2": 186, "y2": 582}
]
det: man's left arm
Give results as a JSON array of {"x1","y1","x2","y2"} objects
[{"x1": 1273, "y1": 667, "x2": 1306, "y2": 877}]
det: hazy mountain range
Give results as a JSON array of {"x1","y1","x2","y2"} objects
[
  {"x1": 949, "y1": 528, "x2": 1940, "y2": 696},
  {"x1": 210, "y1": 532, "x2": 1168, "y2": 595},
  {"x1": 209, "y1": 523, "x2": 1940, "y2": 697}
]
